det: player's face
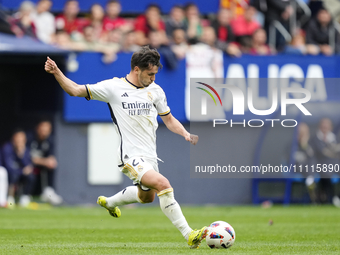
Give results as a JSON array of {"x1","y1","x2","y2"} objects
[{"x1": 137, "y1": 65, "x2": 158, "y2": 87}]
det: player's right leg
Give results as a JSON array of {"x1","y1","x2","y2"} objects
[{"x1": 140, "y1": 170, "x2": 208, "y2": 249}]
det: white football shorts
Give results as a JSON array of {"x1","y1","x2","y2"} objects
[{"x1": 120, "y1": 157, "x2": 159, "y2": 191}]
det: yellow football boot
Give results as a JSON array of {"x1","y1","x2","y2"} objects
[
  {"x1": 97, "y1": 196, "x2": 121, "y2": 218},
  {"x1": 188, "y1": 226, "x2": 208, "y2": 249}
]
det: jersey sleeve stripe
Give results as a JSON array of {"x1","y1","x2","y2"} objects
[
  {"x1": 158, "y1": 109, "x2": 171, "y2": 116},
  {"x1": 85, "y1": 85, "x2": 93, "y2": 100},
  {"x1": 85, "y1": 85, "x2": 91, "y2": 101},
  {"x1": 87, "y1": 85, "x2": 93, "y2": 99}
]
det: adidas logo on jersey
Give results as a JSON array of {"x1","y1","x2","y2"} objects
[{"x1": 121, "y1": 93, "x2": 129, "y2": 97}]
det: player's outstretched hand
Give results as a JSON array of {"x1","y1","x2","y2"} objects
[
  {"x1": 45, "y1": 56, "x2": 58, "y2": 74},
  {"x1": 186, "y1": 134, "x2": 198, "y2": 145}
]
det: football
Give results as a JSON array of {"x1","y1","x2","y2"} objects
[{"x1": 206, "y1": 221, "x2": 236, "y2": 249}]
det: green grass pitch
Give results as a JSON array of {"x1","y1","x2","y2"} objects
[{"x1": 1, "y1": 205, "x2": 340, "y2": 254}]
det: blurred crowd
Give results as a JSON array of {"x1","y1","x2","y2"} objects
[
  {"x1": 1, "y1": 0, "x2": 340, "y2": 66},
  {"x1": 292, "y1": 118, "x2": 340, "y2": 207},
  {"x1": 0, "y1": 120, "x2": 62, "y2": 208}
]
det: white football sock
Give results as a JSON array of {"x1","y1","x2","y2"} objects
[
  {"x1": 106, "y1": 186, "x2": 142, "y2": 208},
  {"x1": 158, "y1": 188, "x2": 192, "y2": 240}
]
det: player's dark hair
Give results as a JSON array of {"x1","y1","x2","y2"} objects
[{"x1": 130, "y1": 45, "x2": 163, "y2": 71}]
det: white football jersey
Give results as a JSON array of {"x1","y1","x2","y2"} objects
[{"x1": 86, "y1": 77, "x2": 170, "y2": 166}]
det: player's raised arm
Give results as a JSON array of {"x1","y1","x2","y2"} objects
[
  {"x1": 160, "y1": 113, "x2": 199, "y2": 145},
  {"x1": 45, "y1": 57, "x2": 87, "y2": 97}
]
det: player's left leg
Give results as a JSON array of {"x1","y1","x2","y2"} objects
[
  {"x1": 97, "y1": 157, "x2": 154, "y2": 216},
  {"x1": 97, "y1": 186, "x2": 137, "y2": 218},
  {"x1": 107, "y1": 185, "x2": 150, "y2": 206},
  {"x1": 141, "y1": 170, "x2": 208, "y2": 248},
  {"x1": 97, "y1": 184, "x2": 155, "y2": 217}
]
